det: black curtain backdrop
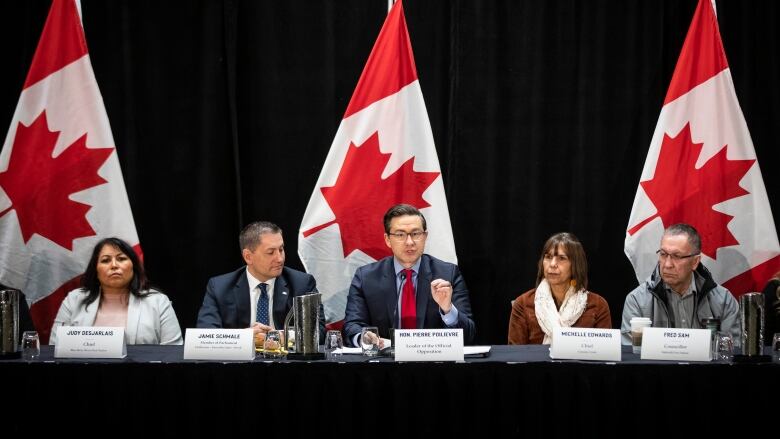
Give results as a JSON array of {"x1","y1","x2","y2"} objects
[{"x1": 1, "y1": 0, "x2": 778, "y2": 344}]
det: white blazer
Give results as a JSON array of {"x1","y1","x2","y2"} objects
[{"x1": 49, "y1": 288, "x2": 183, "y2": 345}]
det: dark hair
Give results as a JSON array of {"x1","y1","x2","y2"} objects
[
  {"x1": 239, "y1": 221, "x2": 282, "y2": 251},
  {"x1": 81, "y1": 237, "x2": 149, "y2": 308},
  {"x1": 536, "y1": 232, "x2": 589, "y2": 290},
  {"x1": 663, "y1": 223, "x2": 702, "y2": 254},
  {"x1": 383, "y1": 204, "x2": 427, "y2": 234}
]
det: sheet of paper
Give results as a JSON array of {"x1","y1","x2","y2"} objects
[
  {"x1": 464, "y1": 346, "x2": 491, "y2": 355},
  {"x1": 333, "y1": 347, "x2": 362, "y2": 355}
]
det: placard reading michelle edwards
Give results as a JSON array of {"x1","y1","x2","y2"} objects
[{"x1": 549, "y1": 328, "x2": 621, "y2": 361}]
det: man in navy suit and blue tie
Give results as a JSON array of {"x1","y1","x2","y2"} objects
[
  {"x1": 343, "y1": 204, "x2": 476, "y2": 347},
  {"x1": 197, "y1": 221, "x2": 325, "y2": 343}
]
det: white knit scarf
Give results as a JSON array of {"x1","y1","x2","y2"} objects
[{"x1": 534, "y1": 278, "x2": 589, "y2": 344}]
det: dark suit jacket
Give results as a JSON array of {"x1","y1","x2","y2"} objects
[
  {"x1": 763, "y1": 278, "x2": 780, "y2": 345},
  {"x1": 196, "y1": 266, "x2": 325, "y2": 343},
  {"x1": 343, "y1": 254, "x2": 476, "y2": 345}
]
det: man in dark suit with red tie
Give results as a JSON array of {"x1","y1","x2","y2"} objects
[
  {"x1": 196, "y1": 221, "x2": 325, "y2": 343},
  {"x1": 343, "y1": 204, "x2": 476, "y2": 346}
]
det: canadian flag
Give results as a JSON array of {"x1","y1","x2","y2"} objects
[
  {"x1": 299, "y1": 0, "x2": 456, "y2": 326},
  {"x1": 0, "y1": 0, "x2": 140, "y2": 343},
  {"x1": 625, "y1": 0, "x2": 780, "y2": 296}
]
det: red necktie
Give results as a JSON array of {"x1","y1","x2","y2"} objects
[{"x1": 401, "y1": 268, "x2": 416, "y2": 329}]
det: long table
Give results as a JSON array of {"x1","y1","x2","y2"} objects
[{"x1": 3, "y1": 345, "x2": 777, "y2": 435}]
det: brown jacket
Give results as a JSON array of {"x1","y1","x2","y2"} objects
[{"x1": 508, "y1": 288, "x2": 612, "y2": 344}]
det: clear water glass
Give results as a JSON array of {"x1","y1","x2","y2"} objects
[
  {"x1": 360, "y1": 326, "x2": 380, "y2": 357},
  {"x1": 21, "y1": 331, "x2": 40, "y2": 361},
  {"x1": 323, "y1": 330, "x2": 344, "y2": 360},
  {"x1": 714, "y1": 332, "x2": 733, "y2": 361},
  {"x1": 263, "y1": 330, "x2": 285, "y2": 359}
]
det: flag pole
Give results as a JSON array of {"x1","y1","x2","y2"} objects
[{"x1": 76, "y1": 0, "x2": 83, "y2": 24}]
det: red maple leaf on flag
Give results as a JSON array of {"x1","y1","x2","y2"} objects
[
  {"x1": 0, "y1": 110, "x2": 114, "y2": 250},
  {"x1": 302, "y1": 131, "x2": 440, "y2": 260},
  {"x1": 627, "y1": 123, "x2": 755, "y2": 258}
]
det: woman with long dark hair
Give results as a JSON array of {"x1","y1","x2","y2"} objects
[{"x1": 49, "y1": 237, "x2": 182, "y2": 345}]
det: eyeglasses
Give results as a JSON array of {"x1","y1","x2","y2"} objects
[
  {"x1": 656, "y1": 249, "x2": 700, "y2": 262},
  {"x1": 387, "y1": 231, "x2": 428, "y2": 242}
]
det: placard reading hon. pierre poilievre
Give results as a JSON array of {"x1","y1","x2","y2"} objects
[{"x1": 394, "y1": 328, "x2": 464, "y2": 362}]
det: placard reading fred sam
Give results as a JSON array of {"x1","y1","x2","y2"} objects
[
  {"x1": 394, "y1": 329, "x2": 464, "y2": 362},
  {"x1": 640, "y1": 327, "x2": 711, "y2": 361}
]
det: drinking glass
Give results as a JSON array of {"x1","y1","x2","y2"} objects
[
  {"x1": 263, "y1": 330, "x2": 285, "y2": 359},
  {"x1": 323, "y1": 330, "x2": 344, "y2": 360},
  {"x1": 254, "y1": 331, "x2": 266, "y2": 349},
  {"x1": 714, "y1": 332, "x2": 733, "y2": 361},
  {"x1": 360, "y1": 326, "x2": 380, "y2": 357},
  {"x1": 772, "y1": 333, "x2": 780, "y2": 360},
  {"x1": 21, "y1": 331, "x2": 40, "y2": 361}
]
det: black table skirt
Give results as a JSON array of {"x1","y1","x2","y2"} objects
[{"x1": 2, "y1": 345, "x2": 777, "y2": 435}]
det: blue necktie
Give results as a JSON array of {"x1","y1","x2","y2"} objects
[{"x1": 256, "y1": 283, "x2": 269, "y2": 326}]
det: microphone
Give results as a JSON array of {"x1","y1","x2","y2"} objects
[
  {"x1": 380, "y1": 271, "x2": 404, "y2": 357},
  {"x1": 394, "y1": 271, "x2": 406, "y2": 331}
]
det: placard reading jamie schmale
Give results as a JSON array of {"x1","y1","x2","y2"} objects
[
  {"x1": 54, "y1": 326, "x2": 127, "y2": 359},
  {"x1": 183, "y1": 328, "x2": 255, "y2": 361},
  {"x1": 394, "y1": 329, "x2": 464, "y2": 362},
  {"x1": 640, "y1": 327, "x2": 711, "y2": 361},
  {"x1": 549, "y1": 328, "x2": 621, "y2": 361}
]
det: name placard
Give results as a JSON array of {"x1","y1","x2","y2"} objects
[
  {"x1": 549, "y1": 328, "x2": 621, "y2": 361},
  {"x1": 54, "y1": 326, "x2": 127, "y2": 359},
  {"x1": 640, "y1": 327, "x2": 711, "y2": 361},
  {"x1": 183, "y1": 328, "x2": 255, "y2": 361},
  {"x1": 394, "y1": 329, "x2": 464, "y2": 362}
]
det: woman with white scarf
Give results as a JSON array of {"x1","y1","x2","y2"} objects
[{"x1": 508, "y1": 232, "x2": 611, "y2": 344}]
